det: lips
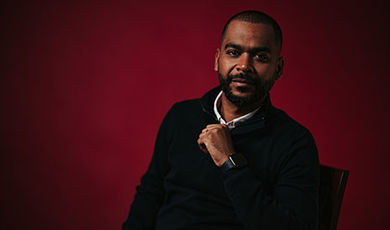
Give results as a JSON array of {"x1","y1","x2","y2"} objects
[
  {"x1": 231, "y1": 78, "x2": 254, "y2": 87},
  {"x1": 232, "y1": 79, "x2": 250, "y2": 83},
  {"x1": 231, "y1": 81, "x2": 253, "y2": 88}
]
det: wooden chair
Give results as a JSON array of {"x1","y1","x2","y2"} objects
[{"x1": 319, "y1": 165, "x2": 349, "y2": 230}]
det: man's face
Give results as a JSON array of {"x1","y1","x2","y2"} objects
[{"x1": 214, "y1": 20, "x2": 284, "y2": 107}]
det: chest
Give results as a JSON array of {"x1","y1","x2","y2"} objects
[{"x1": 165, "y1": 118, "x2": 287, "y2": 196}]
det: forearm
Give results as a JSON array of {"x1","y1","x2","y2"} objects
[
  {"x1": 221, "y1": 166, "x2": 318, "y2": 230},
  {"x1": 122, "y1": 172, "x2": 165, "y2": 230},
  {"x1": 123, "y1": 105, "x2": 176, "y2": 230},
  {"x1": 220, "y1": 129, "x2": 320, "y2": 230}
]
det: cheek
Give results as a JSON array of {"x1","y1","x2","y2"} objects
[
  {"x1": 255, "y1": 64, "x2": 276, "y2": 79},
  {"x1": 219, "y1": 57, "x2": 235, "y2": 74}
]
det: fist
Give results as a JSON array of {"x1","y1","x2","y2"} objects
[{"x1": 197, "y1": 124, "x2": 236, "y2": 166}]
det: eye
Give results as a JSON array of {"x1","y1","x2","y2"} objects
[
  {"x1": 226, "y1": 49, "x2": 240, "y2": 57},
  {"x1": 254, "y1": 53, "x2": 270, "y2": 63}
]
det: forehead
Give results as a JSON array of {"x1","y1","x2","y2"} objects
[{"x1": 222, "y1": 20, "x2": 277, "y2": 50}]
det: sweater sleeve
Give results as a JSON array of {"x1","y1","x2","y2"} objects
[
  {"x1": 122, "y1": 105, "x2": 175, "y2": 230},
  {"x1": 221, "y1": 128, "x2": 319, "y2": 230}
]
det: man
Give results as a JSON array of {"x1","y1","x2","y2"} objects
[{"x1": 123, "y1": 10, "x2": 319, "y2": 230}]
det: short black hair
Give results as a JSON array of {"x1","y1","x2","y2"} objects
[{"x1": 221, "y1": 10, "x2": 283, "y2": 51}]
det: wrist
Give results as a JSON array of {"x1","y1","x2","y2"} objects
[
  {"x1": 220, "y1": 153, "x2": 248, "y2": 172},
  {"x1": 215, "y1": 155, "x2": 229, "y2": 167}
]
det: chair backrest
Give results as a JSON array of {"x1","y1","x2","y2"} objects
[{"x1": 319, "y1": 164, "x2": 349, "y2": 230}]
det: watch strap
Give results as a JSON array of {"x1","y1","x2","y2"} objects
[{"x1": 220, "y1": 153, "x2": 248, "y2": 172}]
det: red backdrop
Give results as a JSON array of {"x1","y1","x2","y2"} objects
[{"x1": 1, "y1": 0, "x2": 389, "y2": 229}]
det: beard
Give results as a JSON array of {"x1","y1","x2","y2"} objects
[{"x1": 218, "y1": 72, "x2": 273, "y2": 108}]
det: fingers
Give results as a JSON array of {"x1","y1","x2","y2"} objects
[
  {"x1": 205, "y1": 124, "x2": 228, "y2": 130},
  {"x1": 197, "y1": 136, "x2": 208, "y2": 153},
  {"x1": 198, "y1": 124, "x2": 230, "y2": 154},
  {"x1": 199, "y1": 124, "x2": 229, "y2": 144},
  {"x1": 200, "y1": 124, "x2": 228, "y2": 135},
  {"x1": 198, "y1": 130, "x2": 209, "y2": 153}
]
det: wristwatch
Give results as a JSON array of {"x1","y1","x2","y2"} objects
[{"x1": 220, "y1": 153, "x2": 248, "y2": 172}]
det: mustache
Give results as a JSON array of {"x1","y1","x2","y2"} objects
[{"x1": 227, "y1": 73, "x2": 255, "y2": 84}]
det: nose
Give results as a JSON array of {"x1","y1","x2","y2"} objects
[{"x1": 236, "y1": 53, "x2": 252, "y2": 73}]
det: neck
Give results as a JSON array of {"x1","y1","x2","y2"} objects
[{"x1": 220, "y1": 93, "x2": 265, "y2": 122}]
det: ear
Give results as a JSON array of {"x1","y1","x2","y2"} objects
[
  {"x1": 214, "y1": 48, "x2": 220, "y2": 72},
  {"x1": 274, "y1": 56, "x2": 284, "y2": 80}
]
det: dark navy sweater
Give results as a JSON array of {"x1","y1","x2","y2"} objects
[{"x1": 123, "y1": 87, "x2": 319, "y2": 230}]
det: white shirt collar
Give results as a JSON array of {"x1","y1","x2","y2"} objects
[{"x1": 213, "y1": 91, "x2": 261, "y2": 129}]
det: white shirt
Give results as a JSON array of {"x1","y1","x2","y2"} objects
[{"x1": 213, "y1": 91, "x2": 261, "y2": 129}]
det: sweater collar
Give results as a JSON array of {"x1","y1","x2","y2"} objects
[
  {"x1": 200, "y1": 86, "x2": 273, "y2": 132},
  {"x1": 213, "y1": 91, "x2": 261, "y2": 129}
]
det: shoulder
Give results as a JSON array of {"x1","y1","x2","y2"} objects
[
  {"x1": 157, "y1": 98, "x2": 202, "y2": 136},
  {"x1": 160, "y1": 98, "x2": 204, "y2": 127},
  {"x1": 269, "y1": 106, "x2": 315, "y2": 142},
  {"x1": 268, "y1": 107, "x2": 319, "y2": 172},
  {"x1": 171, "y1": 98, "x2": 202, "y2": 111},
  {"x1": 167, "y1": 98, "x2": 203, "y2": 117}
]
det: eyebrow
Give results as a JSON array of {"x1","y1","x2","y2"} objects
[{"x1": 224, "y1": 42, "x2": 272, "y2": 54}]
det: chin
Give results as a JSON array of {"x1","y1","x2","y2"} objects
[
  {"x1": 231, "y1": 87, "x2": 254, "y2": 97},
  {"x1": 225, "y1": 85, "x2": 265, "y2": 107},
  {"x1": 231, "y1": 92, "x2": 252, "y2": 100}
]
